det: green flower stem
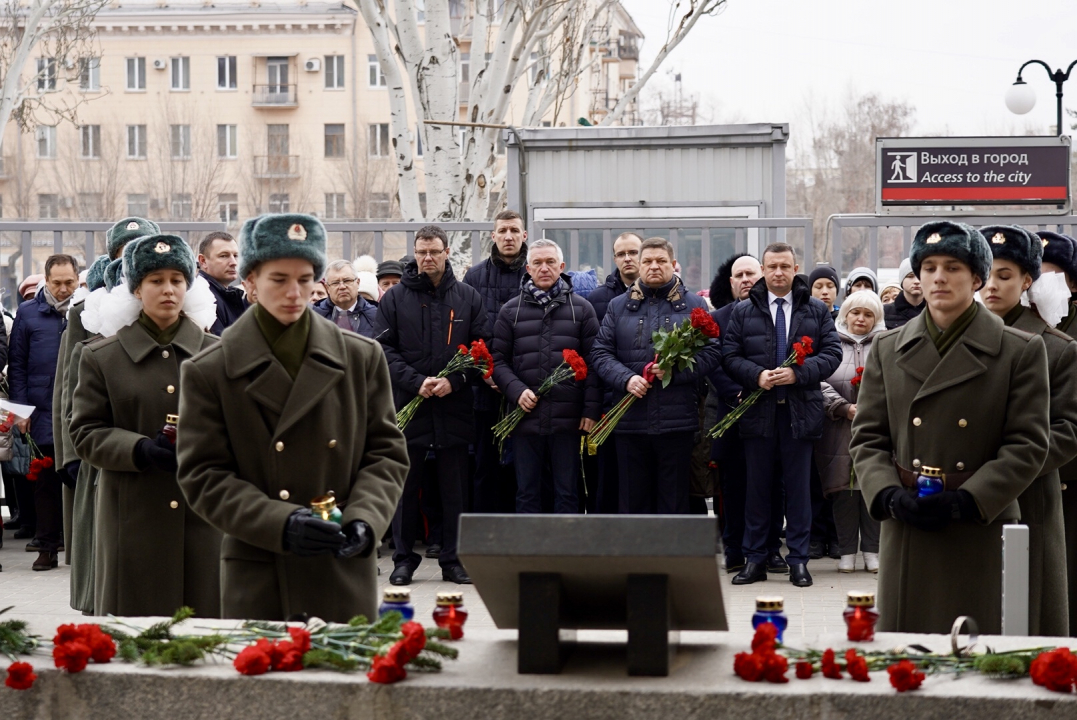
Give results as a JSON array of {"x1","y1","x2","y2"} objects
[
  {"x1": 708, "y1": 350, "x2": 799, "y2": 438},
  {"x1": 492, "y1": 363, "x2": 577, "y2": 441}
]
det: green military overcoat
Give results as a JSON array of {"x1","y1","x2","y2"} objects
[
  {"x1": 71, "y1": 316, "x2": 222, "y2": 618},
  {"x1": 177, "y1": 310, "x2": 408, "y2": 623},
  {"x1": 54, "y1": 298, "x2": 86, "y2": 566},
  {"x1": 59, "y1": 300, "x2": 99, "y2": 612},
  {"x1": 850, "y1": 307, "x2": 1050, "y2": 634},
  {"x1": 1011, "y1": 306, "x2": 1077, "y2": 636}
]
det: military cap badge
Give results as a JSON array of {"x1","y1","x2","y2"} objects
[
  {"x1": 288, "y1": 223, "x2": 307, "y2": 241},
  {"x1": 154, "y1": 241, "x2": 170, "y2": 254},
  {"x1": 926, "y1": 233, "x2": 941, "y2": 244},
  {"x1": 991, "y1": 233, "x2": 1006, "y2": 244}
]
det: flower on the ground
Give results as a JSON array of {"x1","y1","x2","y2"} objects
[
  {"x1": 53, "y1": 640, "x2": 91, "y2": 673},
  {"x1": 795, "y1": 661, "x2": 814, "y2": 679},
  {"x1": 368, "y1": 654, "x2": 408, "y2": 684},
  {"x1": 1030, "y1": 648, "x2": 1077, "y2": 693},
  {"x1": 821, "y1": 649, "x2": 842, "y2": 679},
  {"x1": 762, "y1": 652, "x2": 789, "y2": 683},
  {"x1": 51, "y1": 623, "x2": 115, "y2": 671},
  {"x1": 4, "y1": 662, "x2": 36, "y2": 690},
  {"x1": 845, "y1": 649, "x2": 870, "y2": 682},
  {"x1": 399, "y1": 622, "x2": 426, "y2": 661},
  {"x1": 887, "y1": 660, "x2": 926, "y2": 692},
  {"x1": 733, "y1": 622, "x2": 787, "y2": 683},
  {"x1": 751, "y1": 622, "x2": 778, "y2": 654},
  {"x1": 287, "y1": 627, "x2": 312, "y2": 655},
  {"x1": 734, "y1": 651, "x2": 765, "y2": 682},
  {"x1": 271, "y1": 641, "x2": 305, "y2": 672},
  {"x1": 233, "y1": 643, "x2": 272, "y2": 676}
]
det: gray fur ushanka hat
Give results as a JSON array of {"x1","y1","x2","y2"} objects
[
  {"x1": 910, "y1": 220, "x2": 992, "y2": 284},
  {"x1": 123, "y1": 235, "x2": 196, "y2": 292},
  {"x1": 106, "y1": 217, "x2": 161, "y2": 260},
  {"x1": 85, "y1": 254, "x2": 110, "y2": 291},
  {"x1": 238, "y1": 213, "x2": 327, "y2": 279},
  {"x1": 981, "y1": 225, "x2": 1042, "y2": 280},
  {"x1": 103, "y1": 258, "x2": 124, "y2": 291}
]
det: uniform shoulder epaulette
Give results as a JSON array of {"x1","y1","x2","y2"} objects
[{"x1": 1001, "y1": 325, "x2": 1036, "y2": 342}]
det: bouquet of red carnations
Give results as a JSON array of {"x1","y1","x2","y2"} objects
[
  {"x1": 492, "y1": 349, "x2": 588, "y2": 443},
  {"x1": 396, "y1": 339, "x2": 494, "y2": 430},
  {"x1": 708, "y1": 335, "x2": 815, "y2": 438},
  {"x1": 588, "y1": 308, "x2": 720, "y2": 447},
  {"x1": 22, "y1": 431, "x2": 53, "y2": 481}
]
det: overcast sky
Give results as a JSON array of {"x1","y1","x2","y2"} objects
[{"x1": 620, "y1": 0, "x2": 1074, "y2": 143}]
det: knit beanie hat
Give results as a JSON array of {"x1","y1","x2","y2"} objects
[
  {"x1": 238, "y1": 213, "x2": 327, "y2": 280},
  {"x1": 124, "y1": 235, "x2": 197, "y2": 292},
  {"x1": 807, "y1": 265, "x2": 840, "y2": 291}
]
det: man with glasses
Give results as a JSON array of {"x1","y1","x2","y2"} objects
[{"x1": 313, "y1": 259, "x2": 378, "y2": 338}]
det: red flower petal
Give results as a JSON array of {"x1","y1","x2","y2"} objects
[
  {"x1": 233, "y1": 645, "x2": 272, "y2": 676},
  {"x1": 367, "y1": 654, "x2": 408, "y2": 684},
  {"x1": 5, "y1": 662, "x2": 36, "y2": 690}
]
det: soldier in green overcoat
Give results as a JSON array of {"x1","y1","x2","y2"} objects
[
  {"x1": 71, "y1": 235, "x2": 221, "y2": 617},
  {"x1": 177, "y1": 214, "x2": 408, "y2": 622},
  {"x1": 979, "y1": 224, "x2": 1077, "y2": 636},
  {"x1": 851, "y1": 221, "x2": 1051, "y2": 634}
]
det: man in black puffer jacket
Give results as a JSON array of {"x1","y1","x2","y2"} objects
[
  {"x1": 884, "y1": 257, "x2": 925, "y2": 330},
  {"x1": 591, "y1": 237, "x2": 721, "y2": 514},
  {"x1": 462, "y1": 210, "x2": 528, "y2": 513},
  {"x1": 722, "y1": 243, "x2": 842, "y2": 589},
  {"x1": 492, "y1": 239, "x2": 601, "y2": 514},
  {"x1": 374, "y1": 225, "x2": 489, "y2": 586}
]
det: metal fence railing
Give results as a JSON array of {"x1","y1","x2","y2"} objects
[{"x1": 828, "y1": 214, "x2": 1077, "y2": 278}]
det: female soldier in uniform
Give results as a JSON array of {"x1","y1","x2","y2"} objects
[
  {"x1": 71, "y1": 235, "x2": 221, "y2": 617},
  {"x1": 177, "y1": 214, "x2": 408, "y2": 622},
  {"x1": 979, "y1": 224, "x2": 1077, "y2": 636},
  {"x1": 850, "y1": 221, "x2": 1051, "y2": 634}
]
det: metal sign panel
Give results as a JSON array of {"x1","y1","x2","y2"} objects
[{"x1": 876, "y1": 136, "x2": 1071, "y2": 214}]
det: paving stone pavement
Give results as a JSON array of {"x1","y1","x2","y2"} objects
[{"x1": 0, "y1": 519, "x2": 876, "y2": 639}]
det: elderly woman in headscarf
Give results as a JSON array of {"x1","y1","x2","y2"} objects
[
  {"x1": 70, "y1": 235, "x2": 221, "y2": 617},
  {"x1": 815, "y1": 289, "x2": 887, "y2": 574}
]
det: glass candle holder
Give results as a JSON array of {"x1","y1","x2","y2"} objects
[
  {"x1": 844, "y1": 591, "x2": 879, "y2": 641},
  {"x1": 379, "y1": 588, "x2": 414, "y2": 621},
  {"x1": 916, "y1": 466, "x2": 944, "y2": 498},
  {"x1": 752, "y1": 596, "x2": 787, "y2": 642},
  {"x1": 432, "y1": 591, "x2": 468, "y2": 640},
  {"x1": 310, "y1": 490, "x2": 343, "y2": 525},
  {"x1": 161, "y1": 414, "x2": 179, "y2": 445}
]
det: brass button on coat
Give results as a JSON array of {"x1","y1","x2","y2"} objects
[
  {"x1": 279, "y1": 489, "x2": 290, "y2": 500},
  {"x1": 912, "y1": 417, "x2": 922, "y2": 426},
  {"x1": 166, "y1": 385, "x2": 175, "y2": 394},
  {"x1": 328, "y1": 439, "x2": 337, "y2": 448},
  {"x1": 956, "y1": 462, "x2": 965, "y2": 470},
  {"x1": 169, "y1": 500, "x2": 179, "y2": 509},
  {"x1": 958, "y1": 419, "x2": 967, "y2": 427},
  {"x1": 162, "y1": 350, "x2": 170, "y2": 359},
  {"x1": 913, "y1": 459, "x2": 921, "y2": 468},
  {"x1": 275, "y1": 441, "x2": 284, "y2": 452}
]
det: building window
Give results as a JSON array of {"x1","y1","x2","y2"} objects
[
  {"x1": 79, "y1": 57, "x2": 100, "y2": 91},
  {"x1": 38, "y1": 194, "x2": 59, "y2": 219},
  {"x1": 80, "y1": 125, "x2": 101, "y2": 159},
  {"x1": 35, "y1": 126, "x2": 56, "y2": 158},
  {"x1": 171, "y1": 56, "x2": 190, "y2": 91},
  {"x1": 325, "y1": 193, "x2": 345, "y2": 219},
  {"x1": 126, "y1": 57, "x2": 146, "y2": 91},
  {"x1": 170, "y1": 124, "x2": 191, "y2": 159},
  {"x1": 269, "y1": 193, "x2": 290, "y2": 213},
  {"x1": 127, "y1": 125, "x2": 147, "y2": 158},
  {"x1": 127, "y1": 193, "x2": 149, "y2": 217},
  {"x1": 325, "y1": 55, "x2": 345, "y2": 89},
  {"x1": 36, "y1": 58, "x2": 56, "y2": 91},
  {"x1": 217, "y1": 55, "x2": 237, "y2": 90},
  {"x1": 324, "y1": 124, "x2": 345, "y2": 158},
  {"x1": 369, "y1": 193, "x2": 391, "y2": 219},
  {"x1": 266, "y1": 57, "x2": 289, "y2": 91},
  {"x1": 218, "y1": 193, "x2": 239, "y2": 223},
  {"x1": 78, "y1": 193, "x2": 102, "y2": 219},
  {"x1": 217, "y1": 124, "x2": 237, "y2": 158},
  {"x1": 459, "y1": 52, "x2": 470, "y2": 85},
  {"x1": 170, "y1": 193, "x2": 192, "y2": 219},
  {"x1": 367, "y1": 55, "x2": 386, "y2": 87},
  {"x1": 368, "y1": 123, "x2": 390, "y2": 157}
]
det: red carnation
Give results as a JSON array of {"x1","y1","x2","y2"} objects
[
  {"x1": 845, "y1": 649, "x2": 870, "y2": 682},
  {"x1": 762, "y1": 651, "x2": 789, "y2": 683},
  {"x1": 795, "y1": 661, "x2": 814, "y2": 679},
  {"x1": 80, "y1": 625, "x2": 116, "y2": 664},
  {"x1": 367, "y1": 654, "x2": 408, "y2": 684},
  {"x1": 233, "y1": 644, "x2": 272, "y2": 676},
  {"x1": 887, "y1": 659, "x2": 925, "y2": 692},
  {"x1": 821, "y1": 649, "x2": 842, "y2": 679},
  {"x1": 288, "y1": 627, "x2": 312, "y2": 655},
  {"x1": 850, "y1": 366, "x2": 865, "y2": 388},
  {"x1": 800, "y1": 336, "x2": 813, "y2": 352},
  {"x1": 562, "y1": 349, "x2": 588, "y2": 382},
  {"x1": 54, "y1": 624, "x2": 83, "y2": 645},
  {"x1": 458, "y1": 344, "x2": 469, "y2": 354},
  {"x1": 53, "y1": 640, "x2": 92, "y2": 673},
  {"x1": 399, "y1": 622, "x2": 427, "y2": 661},
  {"x1": 271, "y1": 641, "x2": 304, "y2": 672},
  {"x1": 690, "y1": 307, "x2": 721, "y2": 338},
  {"x1": 751, "y1": 622, "x2": 779, "y2": 653},
  {"x1": 5, "y1": 662, "x2": 36, "y2": 690},
  {"x1": 469, "y1": 339, "x2": 495, "y2": 379},
  {"x1": 734, "y1": 651, "x2": 765, "y2": 682},
  {"x1": 1030, "y1": 648, "x2": 1077, "y2": 692}
]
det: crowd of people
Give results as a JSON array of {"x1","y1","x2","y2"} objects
[{"x1": 0, "y1": 209, "x2": 1075, "y2": 639}]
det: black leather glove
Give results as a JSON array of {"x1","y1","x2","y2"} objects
[
  {"x1": 134, "y1": 433, "x2": 177, "y2": 473},
  {"x1": 917, "y1": 489, "x2": 981, "y2": 525},
  {"x1": 878, "y1": 486, "x2": 950, "y2": 532},
  {"x1": 335, "y1": 520, "x2": 374, "y2": 559},
  {"x1": 58, "y1": 460, "x2": 81, "y2": 489},
  {"x1": 282, "y1": 508, "x2": 346, "y2": 557}
]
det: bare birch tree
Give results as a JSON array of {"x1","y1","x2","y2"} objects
[
  {"x1": 356, "y1": 0, "x2": 723, "y2": 251},
  {"x1": 0, "y1": 0, "x2": 109, "y2": 152}
]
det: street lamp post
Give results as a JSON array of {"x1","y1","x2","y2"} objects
[{"x1": 1005, "y1": 59, "x2": 1077, "y2": 135}]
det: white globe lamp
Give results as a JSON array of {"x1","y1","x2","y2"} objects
[{"x1": 1005, "y1": 81, "x2": 1037, "y2": 115}]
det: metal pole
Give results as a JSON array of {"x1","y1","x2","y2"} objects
[{"x1": 1001, "y1": 524, "x2": 1029, "y2": 636}]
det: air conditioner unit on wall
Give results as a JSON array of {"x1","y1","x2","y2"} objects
[
  {"x1": 153, "y1": 59, "x2": 167, "y2": 70},
  {"x1": 304, "y1": 58, "x2": 321, "y2": 72}
]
